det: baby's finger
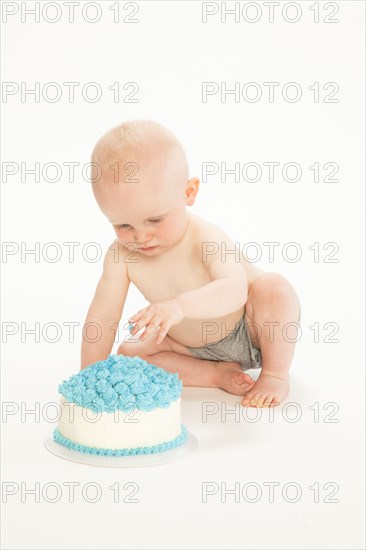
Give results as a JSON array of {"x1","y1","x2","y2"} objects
[
  {"x1": 127, "y1": 322, "x2": 138, "y2": 333},
  {"x1": 127, "y1": 323, "x2": 134, "y2": 332},
  {"x1": 128, "y1": 309, "x2": 145, "y2": 323},
  {"x1": 131, "y1": 321, "x2": 144, "y2": 334},
  {"x1": 140, "y1": 319, "x2": 160, "y2": 342},
  {"x1": 156, "y1": 325, "x2": 167, "y2": 345}
]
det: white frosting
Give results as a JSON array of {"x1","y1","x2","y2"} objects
[{"x1": 57, "y1": 397, "x2": 182, "y2": 449}]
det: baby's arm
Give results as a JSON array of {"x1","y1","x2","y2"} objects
[
  {"x1": 128, "y1": 232, "x2": 248, "y2": 344},
  {"x1": 176, "y1": 231, "x2": 248, "y2": 319},
  {"x1": 80, "y1": 240, "x2": 131, "y2": 370},
  {"x1": 176, "y1": 264, "x2": 247, "y2": 319}
]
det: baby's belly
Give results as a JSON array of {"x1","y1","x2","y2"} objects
[{"x1": 167, "y1": 307, "x2": 245, "y2": 348}]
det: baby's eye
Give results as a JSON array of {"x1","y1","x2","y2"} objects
[{"x1": 118, "y1": 218, "x2": 163, "y2": 230}]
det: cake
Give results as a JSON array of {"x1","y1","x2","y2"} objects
[{"x1": 53, "y1": 354, "x2": 187, "y2": 456}]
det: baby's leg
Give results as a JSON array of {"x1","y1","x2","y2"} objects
[
  {"x1": 241, "y1": 272, "x2": 301, "y2": 407},
  {"x1": 117, "y1": 336, "x2": 255, "y2": 395}
]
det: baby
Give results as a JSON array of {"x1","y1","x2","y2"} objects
[{"x1": 81, "y1": 120, "x2": 301, "y2": 408}]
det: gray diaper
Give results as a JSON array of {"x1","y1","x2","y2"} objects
[{"x1": 185, "y1": 311, "x2": 262, "y2": 371}]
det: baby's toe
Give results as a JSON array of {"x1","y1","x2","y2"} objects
[
  {"x1": 242, "y1": 392, "x2": 260, "y2": 407},
  {"x1": 261, "y1": 395, "x2": 274, "y2": 407},
  {"x1": 266, "y1": 395, "x2": 280, "y2": 407},
  {"x1": 256, "y1": 394, "x2": 269, "y2": 407},
  {"x1": 241, "y1": 393, "x2": 253, "y2": 406},
  {"x1": 242, "y1": 390, "x2": 282, "y2": 408},
  {"x1": 249, "y1": 393, "x2": 264, "y2": 407}
]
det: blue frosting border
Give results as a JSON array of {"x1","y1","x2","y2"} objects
[{"x1": 53, "y1": 425, "x2": 188, "y2": 456}]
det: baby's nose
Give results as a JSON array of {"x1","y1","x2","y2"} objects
[{"x1": 134, "y1": 231, "x2": 152, "y2": 243}]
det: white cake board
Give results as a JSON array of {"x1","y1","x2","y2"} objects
[{"x1": 44, "y1": 432, "x2": 198, "y2": 468}]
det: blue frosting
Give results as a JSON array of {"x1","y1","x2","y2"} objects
[
  {"x1": 58, "y1": 354, "x2": 182, "y2": 413},
  {"x1": 53, "y1": 425, "x2": 188, "y2": 456}
]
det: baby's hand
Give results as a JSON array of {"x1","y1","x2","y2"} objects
[{"x1": 128, "y1": 300, "x2": 185, "y2": 345}]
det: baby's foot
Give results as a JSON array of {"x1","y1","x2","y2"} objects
[
  {"x1": 214, "y1": 361, "x2": 256, "y2": 396},
  {"x1": 241, "y1": 371, "x2": 289, "y2": 407}
]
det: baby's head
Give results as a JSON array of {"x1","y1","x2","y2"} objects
[{"x1": 90, "y1": 120, "x2": 199, "y2": 255}]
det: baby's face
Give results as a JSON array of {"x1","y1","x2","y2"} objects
[{"x1": 93, "y1": 158, "x2": 196, "y2": 256}]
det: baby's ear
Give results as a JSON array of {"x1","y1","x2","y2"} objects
[{"x1": 185, "y1": 177, "x2": 200, "y2": 203}]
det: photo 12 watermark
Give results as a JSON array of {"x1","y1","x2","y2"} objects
[
  {"x1": 1, "y1": 481, "x2": 140, "y2": 504},
  {"x1": 201, "y1": 161, "x2": 340, "y2": 184},
  {"x1": 201, "y1": 480, "x2": 340, "y2": 503},
  {"x1": 1, "y1": 1, "x2": 140, "y2": 24},
  {"x1": 201, "y1": 81, "x2": 339, "y2": 103},
  {"x1": 201, "y1": 241, "x2": 340, "y2": 264},
  {"x1": 201, "y1": 2, "x2": 340, "y2": 24},
  {"x1": 1, "y1": 81, "x2": 140, "y2": 104},
  {"x1": 2, "y1": 400, "x2": 143, "y2": 424},
  {"x1": 1, "y1": 160, "x2": 141, "y2": 184},
  {"x1": 201, "y1": 400, "x2": 340, "y2": 423}
]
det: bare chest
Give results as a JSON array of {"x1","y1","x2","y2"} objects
[{"x1": 127, "y1": 249, "x2": 210, "y2": 304}]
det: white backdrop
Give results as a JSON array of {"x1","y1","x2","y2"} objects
[{"x1": 1, "y1": 1, "x2": 365, "y2": 549}]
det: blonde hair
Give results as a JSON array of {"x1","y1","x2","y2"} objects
[{"x1": 91, "y1": 119, "x2": 189, "y2": 187}]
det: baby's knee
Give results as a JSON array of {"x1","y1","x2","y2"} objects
[
  {"x1": 116, "y1": 342, "x2": 139, "y2": 357},
  {"x1": 249, "y1": 272, "x2": 299, "y2": 306}
]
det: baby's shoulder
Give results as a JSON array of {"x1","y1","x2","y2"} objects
[
  {"x1": 102, "y1": 238, "x2": 132, "y2": 280},
  {"x1": 190, "y1": 213, "x2": 265, "y2": 282},
  {"x1": 190, "y1": 213, "x2": 236, "y2": 253}
]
